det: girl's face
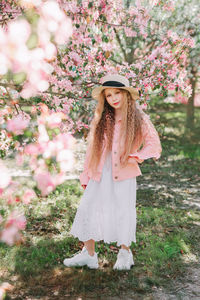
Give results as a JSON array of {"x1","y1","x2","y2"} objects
[{"x1": 104, "y1": 88, "x2": 125, "y2": 111}]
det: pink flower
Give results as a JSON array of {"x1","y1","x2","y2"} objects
[
  {"x1": 140, "y1": 103, "x2": 148, "y2": 110},
  {"x1": 46, "y1": 112, "x2": 66, "y2": 128},
  {"x1": 55, "y1": 133, "x2": 75, "y2": 150},
  {"x1": 38, "y1": 124, "x2": 49, "y2": 143},
  {"x1": 57, "y1": 149, "x2": 74, "y2": 172},
  {"x1": 0, "y1": 211, "x2": 26, "y2": 245},
  {"x1": 8, "y1": 19, "x2": 31, "y2": 46},
  {"x1": 24, "y1": 144, "x2": 40, "y2": 156},
  {"x1": 1, "y1": 226, "x2": 20, "y2": 246},
  {"x1": 54, "y1": 172, "x2": 66, "y2": 186},
  {"x1": 34, "y1": 172, "x2": 56, "y2": 196},
  {"x1": 22, "y1": 189, "x2": 36, "y2": 204},
  {"x1": 168, "y1": 83, "x2": 176, "y2": 90},
  {"x1": 7, "y1": 115, "x2": 29, "y2": 135},
  {"x1": 7, "y1": 212, "x2": 26, "y2": 230}
]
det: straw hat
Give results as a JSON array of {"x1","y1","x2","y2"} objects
[{"x1": 91, "y1": 74, "x2": 139, "y2": 100}]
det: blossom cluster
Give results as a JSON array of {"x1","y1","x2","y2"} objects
[
  {"x1": 0, "y1": 0, "x2": 72, "y2": 98},
  {"x1": 0, "y1": 105, "x2": 75, "y2": 246}
]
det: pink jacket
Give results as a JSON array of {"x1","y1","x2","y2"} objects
[{"x1": 80, "y1": 108, "x2": 162, "y2": 186}]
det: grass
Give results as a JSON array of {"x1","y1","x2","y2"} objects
[{"x1": 0, "y1": 103, "x2": 200, "y2": 299}]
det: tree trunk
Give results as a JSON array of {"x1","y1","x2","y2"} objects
[{"x1": 186, "y1": 70, "x2": 197, "y2": 130}]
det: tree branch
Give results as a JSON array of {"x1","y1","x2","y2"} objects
[{"x1": 114, "y1": 28, "x2": 127, "y2": 61}]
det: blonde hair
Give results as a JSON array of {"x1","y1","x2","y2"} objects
[{"x1": 87, "y1": 89, "x2": 144, "y2": 173}]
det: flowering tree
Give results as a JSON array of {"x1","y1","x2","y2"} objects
[
  {"x1": 0, "y1": 0, "x2": 75, "y2": 246},
  {"x1": 0, "y1": 0, "x2": 195, "y2": 247},
  {"x1": 38, "y1": 0, "x2": 194, "y2": 128},
  {"x1": 155, "y1": 0, "x2": 200, "y2": 129}
]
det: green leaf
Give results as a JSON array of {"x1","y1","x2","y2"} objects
[{"x1": 102, "y1": 35, "x2": 109, "y2": 43}]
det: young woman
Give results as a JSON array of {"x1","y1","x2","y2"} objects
[{"x1": 63, "y1": 74, "x2": 162, "y2": 270}]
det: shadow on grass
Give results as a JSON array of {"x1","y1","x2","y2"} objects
[
  {"x1": 6, "y1": 162, "x2": 200, "y2": 299},
  {"x1": 6, "y1": 209, "x2": 199, "y2": 299}
]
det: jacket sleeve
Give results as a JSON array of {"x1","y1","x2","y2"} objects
[
  {"x1": 79, "y1": 142, "x2": 91, "y2": 186},
  {"x1": 129, "y1": 111, "x2": 162, "y2": 161}
]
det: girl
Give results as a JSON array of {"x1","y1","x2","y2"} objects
[{"x1": 63, "y1": 74, "x2": 162, "y2": 270}]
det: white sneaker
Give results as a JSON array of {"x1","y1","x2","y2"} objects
[
  {"x1": 63, "y1": 246, "x2": 99, "y2": 269},
  {"x1": 113, "y1": 248, "x2": 134, "y2": 270}
]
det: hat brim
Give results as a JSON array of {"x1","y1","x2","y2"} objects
[{"x1": 91, "y1": 86, "x2": 139, "y2": 100}]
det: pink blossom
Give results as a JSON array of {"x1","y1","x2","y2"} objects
[
  {"x1": 7, "y1": 212, "x2": 26, "y2": 230},
  {"x1": 7, "y1": 115, "x2": 29, "y2": 135},
  {"x1": 168, "y1": 83, "x2": 176, "y2": 90},
  {"x1": 54, "y1": 172, "x2": 66, "y2": 186},
  {"x1": 7, "y1": 195, "x2": 15, "y2": 205},
  {"x1": 140, "y1": 103, "x2": 148, "y2": 110},
  {"x1": 24, "y1": 144, "x2": 40, "y2": 156},
  {"x1": 57, "y1": 149, "x2": 74, "y2": 172},
  {"x1": 69, "y1": 52, "x2": 81, "y2": 65},
  {"x1": 8, "y1": 19, "x2": 31, "y2": 45},
  {"x1": 40, "y1": 0, "x2": 73, "y2": 44},
  {"x1": 20, "y1": 0, "x2": 42, "y2": 8},
  {"x1": 45, "y1": 112, "x2": 66, "y2": 128},
  {"x1": 167, "y1": 30, "x2": 179, "y2": 42},
  {"x1": 55, "y1": 18, "x2": 73, "y2": 44},
  {"x1": 124, "y1": 27, "x2": 137, "y2": 37},
  {"x1": 150, "y1": 0, "x2": 159, "y2": 6},
  {"x1": 93, "y1": 11, "x2": 99, "y2": 21},
  {"x1": 22, "y1": 189, "x2": 36, "y2": 204},
  {"x1": 0, "y1": 226, "x2": 20, "y2": 246},
  {"x1": 43, "y1": 141, "x2": 57, "y2": 158},
  {"x1": 41, "y1": 1, "x2": 64, "y2": 22},
  {"x1": 55, "y1": 133, "x2": 75, "y2": 150},
  {"x1": 1, "y1": 212, "x2": 26, "y2": 245},
  {"x1": 34, "y1": 172, "x2": 56, "y2": 196},
  {"x1": 167, "y1": 69, "x2": 177, "y2": 79},
  {"x1": 52, "y1": 96, "x2": 61, "y2": 106},
  {"x1": 38, "y1": 124, "x2": 49, "y2": 143}
]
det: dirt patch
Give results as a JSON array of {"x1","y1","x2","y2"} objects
[{"x1": 151, "y1": 262, "x2": 200, "y2": 299}]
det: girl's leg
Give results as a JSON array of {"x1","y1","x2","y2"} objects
[
  {"x1": 84, "y1": 239, "x2": 95, "y2": 256},
  {"x1": 121, "y1": 244, "x2": 130, "y2": 251}
]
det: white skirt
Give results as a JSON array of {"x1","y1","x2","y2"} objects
[{"x1": 69, "y1": 152, "x2": 137, "y2": 247}]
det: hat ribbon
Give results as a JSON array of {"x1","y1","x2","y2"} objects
[{"x1": 102, "y1": 81, "x2": 125, "y2": 87}]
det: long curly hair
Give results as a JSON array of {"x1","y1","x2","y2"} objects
[{"x1": 87, "y1": 89, "x2": 144, "y2": 173}]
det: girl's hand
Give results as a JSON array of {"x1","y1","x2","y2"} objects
[
  {"x1": 133, "y1": 156, "x2": 144, "y2": 164},
  {"x1": 82, "y1": 184, "x2": 87, "y2": 190}
]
